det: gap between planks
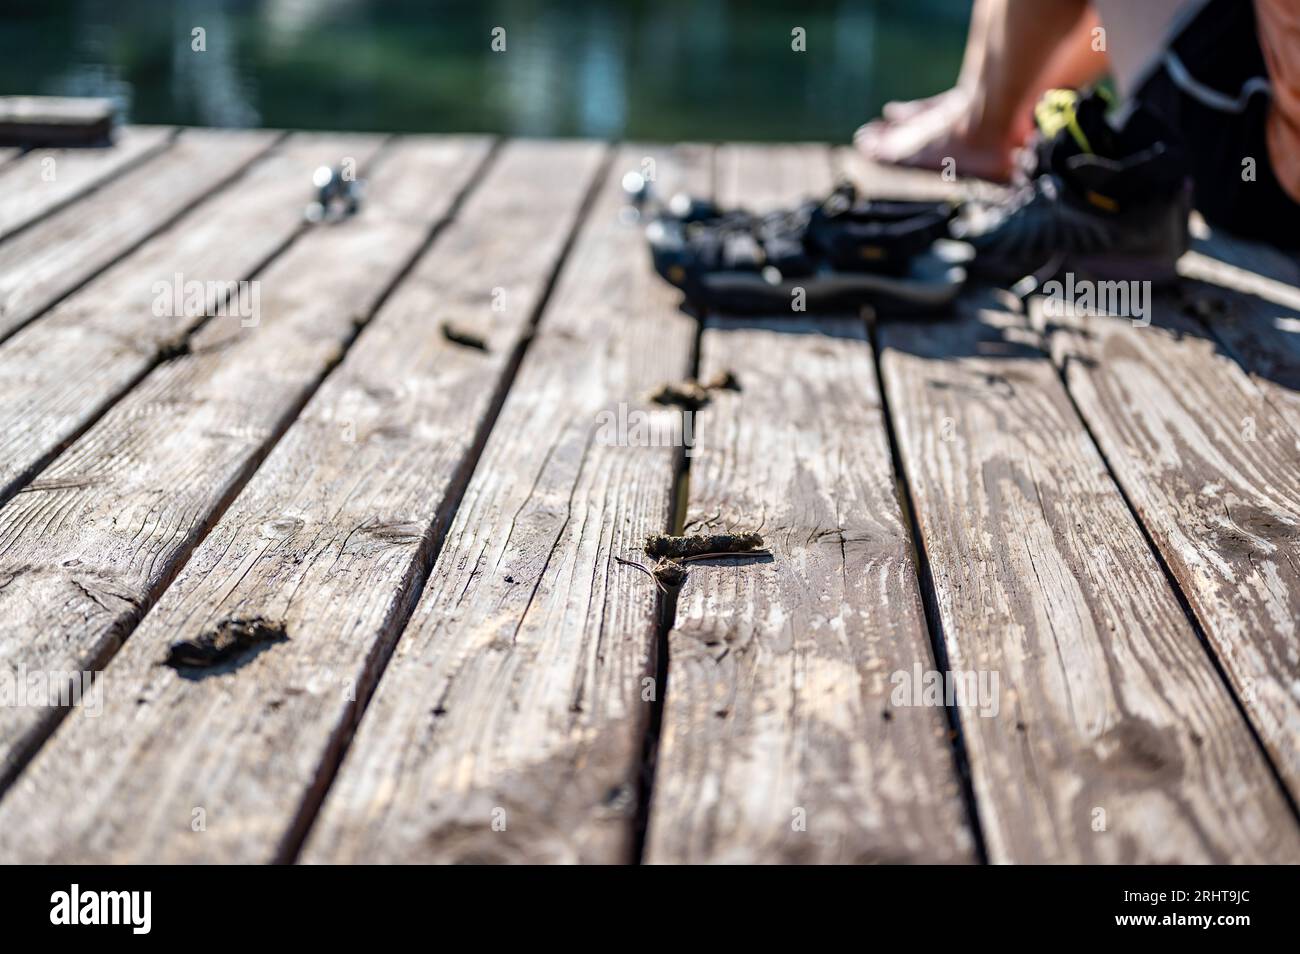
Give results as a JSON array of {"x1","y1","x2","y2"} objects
[
  {"x1": 841, "y1": 151, "x2": 1300, "y2": 861},
  {"x1": 0, "y1": 128, "x2": 286, "y2": 346},
  {"x1": 0, "y1": 137, "x2": 608, "y2": 863},
  {"x1": 300, "y1": 143, "x2": 702, "y2": 864},
  {"x1": 0, "y1": 126, "x2": 177, "y2": 244},
  {"x1": 0, "y1": 134, "x2": 497, "y2": 804},
  {"x1": 1039, "y1": 244, "x2": 1300, "y2": 807},
  {"x1": 882, "y1": 296, "x2": 1300, "y2": 862},
  {"x1": 0, "y1": 132, "x2": 397, "y2": 512},
  {"x1": 640, "y1": 144, "x2": 974, "y2": 864},
  {"x1": 837, "y1": 146, "x2": 994, "y2": 861},
  {"x1": 867, "y1": 312, "x2": 991, "y2": 864}
]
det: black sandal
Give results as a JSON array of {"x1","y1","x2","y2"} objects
[{"x1": 646, "y1": 183, "x2": 969, "y2": 315}]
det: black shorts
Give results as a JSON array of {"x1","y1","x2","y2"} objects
[{"x1": 1135, "y1": 0, "x2": 1300, "y2": 248}]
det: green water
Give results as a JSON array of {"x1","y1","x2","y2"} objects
[{"x1": 0, "y1": 0, "x2": 970, "y2": 141}]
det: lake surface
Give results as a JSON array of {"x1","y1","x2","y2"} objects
[{"x1": 1, "y1": 0, "x2": 970, "y2": 141}]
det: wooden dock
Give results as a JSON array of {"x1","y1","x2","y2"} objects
[{"x1": 0, "y1": 127, "x2": 1296, "y2": 863}]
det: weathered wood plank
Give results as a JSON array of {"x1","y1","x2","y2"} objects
[
  {"x1": 0, "y1": 126, "x2": 175, "y2": 242},
  {"x1": 1042, "y1": 291, "x2": 1300, "y2": 803},
  {"x1": 835, "y1": 146, "x2": 1008, "y2": 203},
  {"x1": 641, "y1": 144, "x2": 974, "y2": 864},
  {"x1": 0, "y1": 127, "x2": 279, "y2": 342},
  {"x1": 301, "y1": 144, "x2": 705, "y2": 865},
  {"x1": 0, "y1": 134, "x2": 492, "y2": 801},
  {"x1": 878, "y1": 300, "x2": 1300, "y2": 862},
  {"x1": 1179, "y1": 235, "x2": 1300, "y2": 427},
  {"x1": 715, "y1": 142, "x2": 829, "y2": 211},
  {"x1": 0, "y1": 96, "x2": 115, "y2": 146},
  {"x1": 645, "y1": 317, "x2": 977, "y2": 864},
  {"x1": 0, "y1": 132, "x2": 387, "y2": 508},
  {"x1": 0, "y1": 138, "x2": 606, "y2": 863}
]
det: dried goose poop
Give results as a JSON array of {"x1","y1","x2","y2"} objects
[
  {"x1": 441, "y1": 322, "x2": 488, "y2": 351},
  {"x1": 648, "y1": 370, "x2": 740, "y2": 411},
  {"x1": 644, "y1": 531, "x2": 766, "y2": 561},
  {"x1": 164, "y1": 616, "x2": 288, "y2": 670},
  {"x1": 651, "y1": 559, "x2": 689, "y2": 588},
  {"x1": 618, "y1": 532, "x2": 768, "y2": 593}
]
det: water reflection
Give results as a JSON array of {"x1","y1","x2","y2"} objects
[
  {"x1": 578, "y1": 12, "x2": 626, "y2": 138},
  {"x1": 0, "y1": 0, "x2": 970, "y2": 141},
  {"x1": 263, "y1": 0, "x2": 364, "y2": 48},
  {"x1": 47, "y1": 2, "x2": 133, "y2": 110},
  {"x1": 173, "y1": 1, "x2": 261, "y2": 127}
]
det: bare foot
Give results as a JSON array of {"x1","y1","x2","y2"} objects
[
  {"x1": 880, "y1": 87, "x2": 966, "y2": 123},
  {"x1": 855, "y1": 85, "x2": 972, "y2": 156},
  {"x1": 854, "y1": 97, "x2": 1016, "y2": 183}
]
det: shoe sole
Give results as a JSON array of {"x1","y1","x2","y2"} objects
[{"x1": 1070, "y1": 254, "x2": 1182, "y2": 286}]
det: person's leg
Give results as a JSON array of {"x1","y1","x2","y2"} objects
[
  {"x1": 856, "y1": 0, "x2": 1099, "y2": 181},
  {"x1": 1033, "y1": 9, "x2": 1111, "y2": 109},
  {"x1": 881, "y1": 0, "x2": 1088, "y2": 125}
]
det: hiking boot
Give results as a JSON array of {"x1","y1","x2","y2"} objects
[{"x1": 960, "y1": 88, "x2": 1192, "y2": 284}]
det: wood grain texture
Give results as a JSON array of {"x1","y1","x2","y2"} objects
[
  {"x1": 1180, "y1": 235, "x2": 1300, "y2": 427},
  {"x1": 0, "y1": 135, "x2": 491, "y2": 803},
  {"x1": 301, "y1": 144, "x2": 706, "y2": 865},
  {"x1": 0, "y1": 127, "x2": 278, "y2": 342},
  {"x1": 835, "y1": 146, "x2": 1008, "y2": 204},
  {"x1": 0, "y1": 138, "x2": 604, "y2": 864},
  {"x1": 644, "y1": 317, "x2": 976, "y2": 864},
  {"x1": 879, "y1": 301, "x2": 1300, "y2": 862},
  {"x1": 716, "y1": 142, "x2": 829, "y2": 212},
  {"x1": 642, "y1": 143, "x2": 973, "y2": 864},
  {"x1": 0, "y1": 126, "x2": 175, "y2": 241},
  {"x1": 1042, "y1": 288, "x2": 1300, "y2": 804},
  {"x1": 0, "y1": 133, "x2": 388, "y2": 507}
]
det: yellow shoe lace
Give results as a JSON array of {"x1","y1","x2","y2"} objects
[{"x1": 1033, "y1": 88, "x2": 1111, "y2": 155}]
